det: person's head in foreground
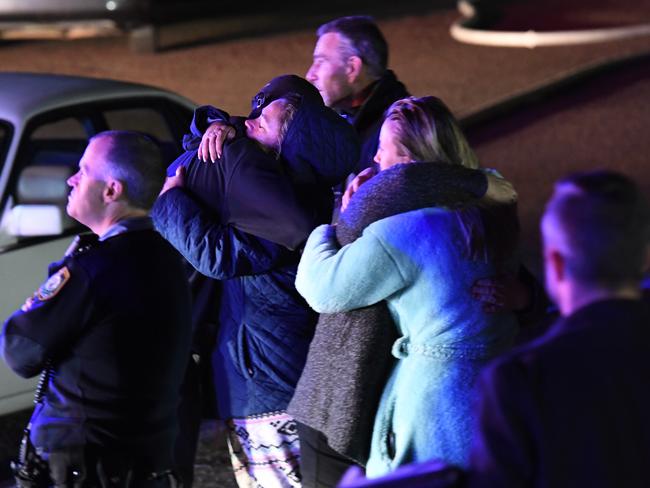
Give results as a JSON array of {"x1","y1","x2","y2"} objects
[
  {"x1": 375, "y1": 96, "x2": 479, "y2": 170},
  {"x1": 66, "y1": 130, "x2": 164, "y2": 234},
  {"x1": 541, "y1": 170, "x2": 650, "y2": 316}
]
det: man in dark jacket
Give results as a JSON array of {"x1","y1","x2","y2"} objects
[
  {"x1": 302, "y1": 15, "x2": 551, "y2": 328},
  {"x1": 0, "y1": 131, "x2": 192, "y2": 487},
  {"x1": 152, "y1": 75, "x2": 359, "y2": 487},
  {"x1": 467, "y1": 170, "x2": 650, "y2": 488}
]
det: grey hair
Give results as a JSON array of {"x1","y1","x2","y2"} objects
[{"x1": 317, "y1": 15, "x2": 388, "y2": 80}]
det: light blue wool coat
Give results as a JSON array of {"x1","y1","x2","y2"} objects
[{"x1": 296, "y1": 208, "x2": 518, "y2": 477}]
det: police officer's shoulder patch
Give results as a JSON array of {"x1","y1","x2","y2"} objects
[{"x1": 36, "y1": 266, "x2": 71, "y2": 302}]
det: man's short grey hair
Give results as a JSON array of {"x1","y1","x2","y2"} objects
[
  {"x1": 317, "y1": 15, "x2": 388, "y2": 80},
  {"x1": 92, "y1": 130, "x2": 165, "y2": 210}
]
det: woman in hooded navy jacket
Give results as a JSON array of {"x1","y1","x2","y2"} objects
[{"x1": 152, "y1": 75, "x2": 360, "y2": 487}]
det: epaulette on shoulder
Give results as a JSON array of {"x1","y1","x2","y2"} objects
[{"x1": 64, "y1": 233, "x2": 99, "y2": 258}]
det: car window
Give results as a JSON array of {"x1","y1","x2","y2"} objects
[
  {"x1": 31, "y1": 116, "x2": 86, "y2": 139},
  {"x1": 26, "y1": 117, "x2": 88, "y2": 170},
  {"x1": 0, "y1": 116, "x2": 87, "y2": 248},
  {"x1": 104, "y1": 107, "x2": 174, "y2": 143},
  {"x1": 104, "y1": 106, "x2": 182, "y2": 164},
  {"x1": 0, "y1": 97, "x2": 192, "y2": 252}
]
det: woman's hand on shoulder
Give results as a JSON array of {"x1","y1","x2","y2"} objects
[
  {"x1": 198, "y1": 121, "x2": 236, "y2": 162},
  {"x1": 484, "y1": 173, "x2": 518, "y2": 205}
]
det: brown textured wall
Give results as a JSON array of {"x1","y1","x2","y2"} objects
[{"x1": 467, "y1": 57, "x2": 650, "y2": 275}]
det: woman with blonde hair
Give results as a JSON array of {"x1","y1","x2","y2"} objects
[{"x1": 293, "y1": 96, "x2": 519, "y2": 480}]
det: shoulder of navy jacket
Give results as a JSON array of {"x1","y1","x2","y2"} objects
[{"x1": 64, "y1": 233, "x2": 99, "y2": 257}]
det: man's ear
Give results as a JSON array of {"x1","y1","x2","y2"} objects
[
  {"x1": 546, "y1": 248, "x2": 566, "y2": 283},
  {"x1": 346, "y1": 55, "x2": 364, "y2": 83},
  {"x1": 103, "y1": 178, "x2": 125, "y2": 203}
]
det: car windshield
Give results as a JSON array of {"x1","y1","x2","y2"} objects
[{"x1": 0, "y1": 121, "x2": 10, "y2": 174}]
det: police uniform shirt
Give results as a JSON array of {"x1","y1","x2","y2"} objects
[{"x1": 0, "y1": 217, "x2": 192, "y2": 459}]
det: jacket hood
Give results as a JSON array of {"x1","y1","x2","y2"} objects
[
  {"x1": 249, "y1": 74, "x2": 359, "y2": 188},
  {"x1": 352, "y1": 70, "x2": 409, "y2": 133},
  {"x1": 249, "y1": 74, "x2": 322, "y2": 119},
  {"x1": 281, "y1": 94, "x2": 360, "y2": 188}
]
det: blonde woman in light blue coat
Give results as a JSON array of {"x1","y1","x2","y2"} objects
[{"x1": 295, "y1": 96, "x2": 520, "y2": 478}]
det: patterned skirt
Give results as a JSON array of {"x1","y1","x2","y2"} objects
[{"x1": 227, "y1": 411, "x2": 302, "y2": 488}]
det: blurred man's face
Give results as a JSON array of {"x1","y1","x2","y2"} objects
[
  {"x1": 245, "y1": 99, "x2": 286, "y2": 151},
  {"x1": 306, "y1": 32, "x2": 355, "y2": 108},
  {"x1": 67, "y1": 137, "x2": 110, "y2": 229}
]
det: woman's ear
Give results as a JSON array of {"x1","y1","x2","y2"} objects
[
  {"x1": 398, "y1": 153, "x2": 413, "y2": 164},
  {"x1": 397, "y1": 145, "x2": 413, "y2": 164}
]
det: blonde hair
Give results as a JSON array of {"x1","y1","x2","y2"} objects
[
  {"x1": 272, "y1": 96, "x2": 299, "y2": 158},
  {"x1": 250, "y1": 96, "x2": 299, "y2": 159},
  {"x1": 384, "y1": 96, "x2": 479, "y2": 169}
]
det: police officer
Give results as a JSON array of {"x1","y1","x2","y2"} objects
[{"x1": 0, "y1": 131, "x2": 192, "y2": 487}]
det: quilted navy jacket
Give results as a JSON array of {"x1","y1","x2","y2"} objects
[{"x1": 153, "y1": 98, "x2": 359, "y2": 418}]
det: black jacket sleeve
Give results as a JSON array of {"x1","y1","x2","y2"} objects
[
  {"x1": 0, "y1": 261, "x2": 93, "y2": 378},
  {"x1": 152, "y1": 188, "x2": 292, "y2": 280}
]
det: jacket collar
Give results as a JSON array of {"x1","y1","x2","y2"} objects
[
  {"x1": 348, "y1": 70, "x2": 409, "y2": 132},
  {"x1": 547, "y1": 297, "x2": 648, "y2": 339},
  {"x1": 99, "y1": 216, "x2": 153, "y2": 242}
]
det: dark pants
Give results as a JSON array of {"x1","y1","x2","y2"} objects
[
  {"x1": 174, "y1": 356, "x2": 203, "y2": 487},
  {"x1": 297, "y1": 423, "x2": 358, "y2": 488},
  {"x1": 46, "y1": 447, "x2": 178, "y2": 488}
]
